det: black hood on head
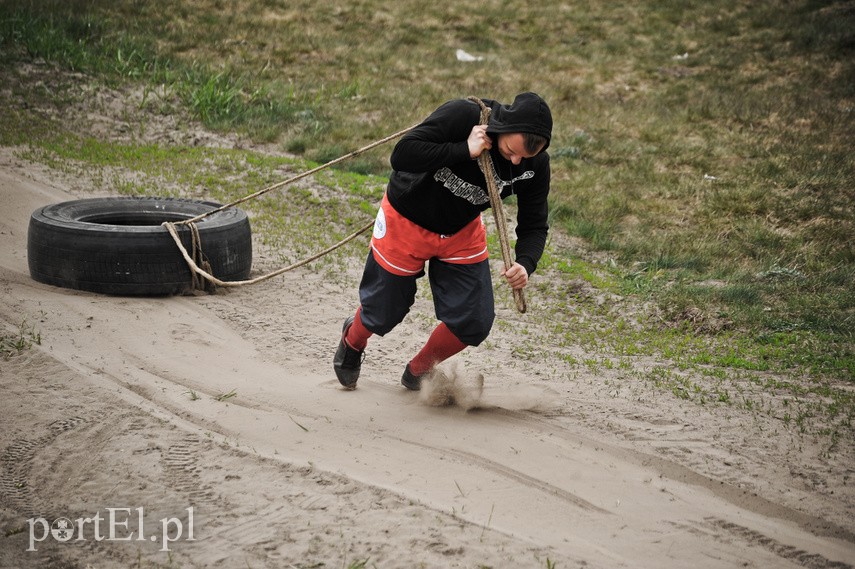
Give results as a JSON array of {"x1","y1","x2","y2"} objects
[{"x1": 486, "y1": 92, "x2": 553, "y2": 152}]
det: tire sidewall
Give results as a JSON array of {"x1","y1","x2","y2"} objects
[{"x1": 27, "y1": 197, "x2": 252, "y2": 295}]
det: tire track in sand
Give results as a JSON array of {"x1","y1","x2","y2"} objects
[
  {"x1": 0, "y1": 417, "x2": 86, "y2": 519},
  {"x1": 706, "y1": 517, "x2": 854, "y2": 569}
]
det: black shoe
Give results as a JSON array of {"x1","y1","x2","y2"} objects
[
  {"x1": 333, "y1": 316, "x2": 364, "y2": 388},
  {"x1": 401, "y1": 363, "x2": 425, "y2": 391}
]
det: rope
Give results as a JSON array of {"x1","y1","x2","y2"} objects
[
  {"x1": 177, "y1": 123, "x2": 419, "y2": 226},
  {"x1": 188, "y1": 222, "x2": 213, "y2": 292},
  {"x1": 467, "y1": 96, "x2": 527, "y2": 314},
  {"x1": 161, "y1": 123, "x2": 417, "y2": 291},
  {"x1": 163, "y1": 219, "x2": 374, "y2": 289}
]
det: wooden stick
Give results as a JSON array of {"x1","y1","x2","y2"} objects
[{"x1": 469, "y1": 97, "x2": 527, "y2": 314}]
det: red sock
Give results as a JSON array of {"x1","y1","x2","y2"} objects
[
  {"x1": 408, "y1": 322, "x2": 467, "y2": 376},
  {"x1": 345, "y1": 307, "x2": 372, "y2": 351}
]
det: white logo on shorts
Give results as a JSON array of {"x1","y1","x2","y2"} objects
[{"x1": 373, "y1": 207, "x2": 386, "y2": 239}]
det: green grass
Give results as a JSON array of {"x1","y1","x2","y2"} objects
[
  {"x1": 214, "y1": 388, "x2": 237, "y2": 402},
  {"x1": 0, "y1": 0, "x2": 852, "y2": 438},
  {"x1": 0, "y1": 319, "x2": 41, "y2": 359},
  {"x1": 0, "y1": 2, "x2": 310, "y2": 142}
]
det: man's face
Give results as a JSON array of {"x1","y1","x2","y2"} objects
[{"x1": 497, "y1": 133, "x2": 544, "y2": 165}]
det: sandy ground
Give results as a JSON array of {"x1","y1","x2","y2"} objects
[{"x1": 1, "y1": 144, "x2": 854, "y2": 566}]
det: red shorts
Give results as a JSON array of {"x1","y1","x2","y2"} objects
[{"x1": 370, "y1": 194, "x2": 489, "y2": 276}]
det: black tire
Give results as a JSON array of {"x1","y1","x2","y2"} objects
[{"x1": 27, "y1": 197, "x2": 252, "y2": 296}]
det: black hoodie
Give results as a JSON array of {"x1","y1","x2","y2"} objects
[{"x1": 386, "y1": 93, "x2": 552, "y2": 275}]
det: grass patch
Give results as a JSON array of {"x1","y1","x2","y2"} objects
[
  {"x1": 1, "y1": 319, "x2": 41, "y2": 359},
  {"x1": 214, "y1": 388, "x2": 238, "y2": 402},
  {"x1": 0, "y1": 3, "x2": 312, "y2": 142}
]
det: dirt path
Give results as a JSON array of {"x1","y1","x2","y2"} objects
[{"x1": 1, "y1": 150, "x2": 853, "y2": 568}]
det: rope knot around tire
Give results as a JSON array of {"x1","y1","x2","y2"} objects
[
  {"x1": 161, "y1": 218, "x2": 374, "y2": 290},
  {"x1": 187, "y1": 221, "x2": 215, "y2": 293}
]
